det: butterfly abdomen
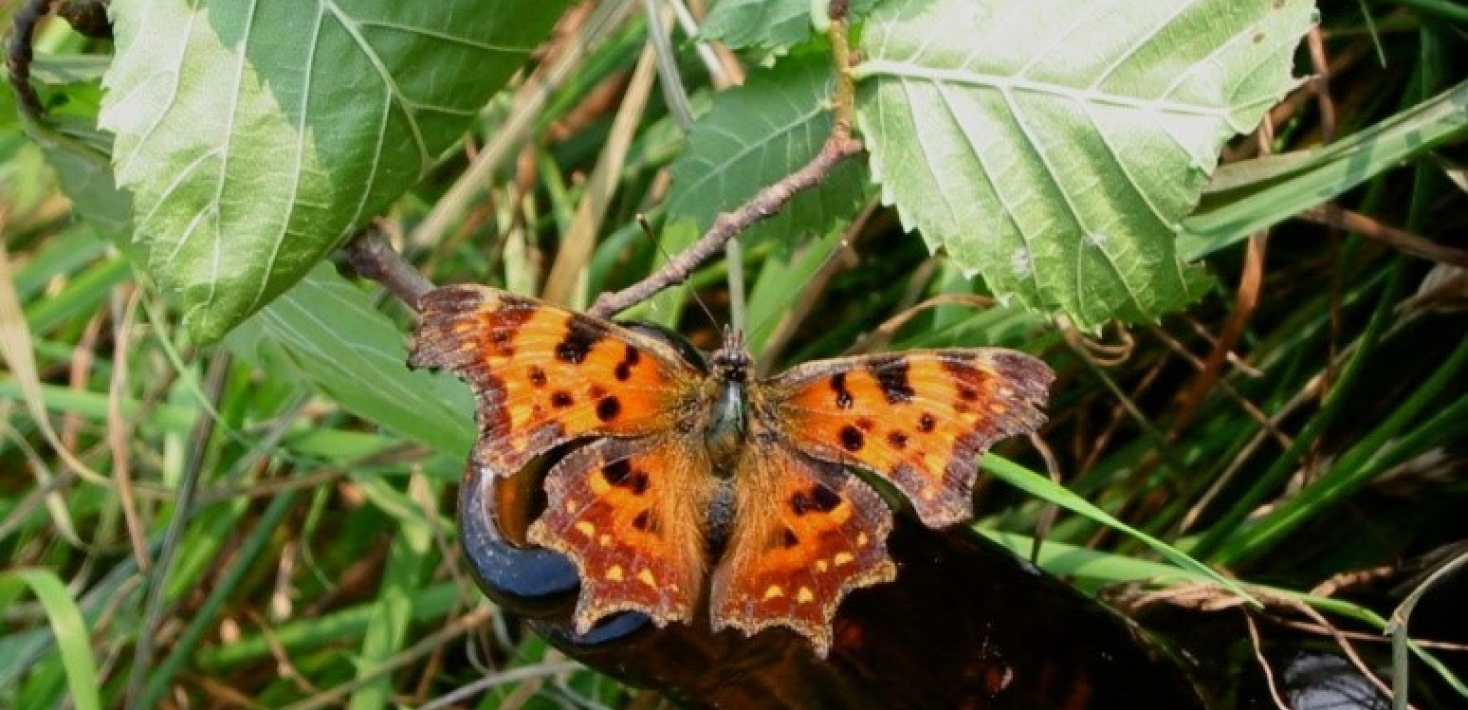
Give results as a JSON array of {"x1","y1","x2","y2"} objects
[{"x1": 704, "y1": 481, "x2": 737, "y2": 560}]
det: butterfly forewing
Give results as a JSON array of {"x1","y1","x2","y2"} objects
[
  {"x1": 710, "y1": 442, "x2": 896, "y2": 657},
  {"x1": 528, "y1": 435, "x2": 714, "y2": 632},
  {"x1": 410, "y1": 285, "x2": 703, "y2": 475},
  {"x1": 767, "y1": 350, "x2": 1054, "y2": 528}
]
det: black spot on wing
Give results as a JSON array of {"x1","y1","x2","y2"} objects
[
  {"x1": 918, "y1": 413, "x2": 937, "y2": 433},
  {"x1": 614, "y1": 345, "x2": 640, "y2": 381},
  {"x1": 791, "y1": 484, "x2": 842, "y2": 515},
  {"x1": 830, "y1": 372, "x2": 854, "y2": 409},
  {"x1": 555, "y1": 315, "x2": 603, "y2": 364},
  {"x1": 602, "y1": 459, "x2": 631, "y2": 485},
  {"x1": 839, "y1": 425, "x2": 865, "y2": 452},
  {"x1": 869, "y1": 356, "x2": 915, "y2": 404},
  {"x1": 632, "y1": 509, "x2": 653, "y2": 532},
  {"x1": 602, "y1": 461, "x2": 650, "y2": 496},
  {"x1": 551, "y1": 391, "x2": 574, "y2": 408},
  {"x1": 596, "y1": 396, "x2": 622, "y2": 422},
  {"x1": 940, "y1": 354, "x2": 992, "y2": 390}
]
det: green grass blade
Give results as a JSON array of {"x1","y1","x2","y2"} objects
[
  {"x1": 135, "y1": 491, "x2": 300, "y2": 709},
  {"x1": 0, "y1": 569, "x2": 102, "y2": 710},
  {"x1": 1180, "y1": 79, "x2": 1468, "y2": 258},
  {"x1": 349, "y1": 475, "x2": 439, "y2": 710},
  {"x1": 983, "y1": 456, "x2": 1258, "y2": 605},
  {"x1": 1220, "y1": 334, "x2": 1468, "y2": 561}
]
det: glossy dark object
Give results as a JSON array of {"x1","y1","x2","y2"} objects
[{"x1": 460, "y1": 461, "x2": 1208, "y2": 709}]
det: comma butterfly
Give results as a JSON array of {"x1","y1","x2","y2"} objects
[{"x1": 410, "y1": 284, "x2": 1054, "y2": 657}]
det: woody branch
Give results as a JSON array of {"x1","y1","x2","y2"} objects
[
  {"x1": 7, "y1": 0, "x2": 55, "y2": 119},
  {"x1": 589, "y1": 0, "x2": 862, "y2": 318}
]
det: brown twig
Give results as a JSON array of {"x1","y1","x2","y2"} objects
[
  {"x1": 590, "y1": 131, "x2": 864, "y2": 318},
  {"x1": 1244, "y1": 612, "x2": 1291, "y2": 710},
  {"x1": 56, "y1": 0, "x2": 113, "y2": 39},
  {"x1": 1150, "y1": 324, "x2": 1288, "y2": 449},
  {"x1": 6, "y1": 0, "x2": 52, "y2": 120},
  {"x1": 1299, "y1": 204, "x2": 1468, "y2": 268},
  {"x1": 109, "y1": 288, "x2": 152, "y2": 572},
  {"x1": 1173, "y1": 122, "x2": 1275, "y2": 434},
  {"x1": 342, "y1": 227, "x2": 434, "y2": 311},
  {"x1": 1027, "y1": 431, "x2": 1063, "y2": 564},
  {"x1": 588, "y1": 0, "x2": 864, "y2": 319}
]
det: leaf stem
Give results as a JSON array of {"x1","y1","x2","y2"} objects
[{"x1": 827, "y1": 0, "x2": 856, "y2": 134}]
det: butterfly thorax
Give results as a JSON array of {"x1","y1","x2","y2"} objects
[{"x1": 704, "y1": 332, "x2": 753, "y2": 479}]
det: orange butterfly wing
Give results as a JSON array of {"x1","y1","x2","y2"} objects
[
  {"x1": 768, "y1": 350, "x2": 1054, "y2": 527},
  {"x1": 528, "y1": 435, "x2": 714, "y2": 632},
  {"x1": 710, "y1": 441, "x2": 896, "y2": 658},
  {"x1": 409, "y1": 285, "x2": 703, "y2": 475}
]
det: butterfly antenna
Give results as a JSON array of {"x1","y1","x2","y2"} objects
[{"x1": 638, "y1": 214, "x2": 721, "y2": 332}]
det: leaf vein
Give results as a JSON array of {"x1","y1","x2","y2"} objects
[
  {"x1": 861, "y1": 61, "x2": 1231, "y2": 120},
  {"x1": 319, "y1": 0, "x2": 431, "y2": 172},
  {"x1": 354, "y1": 20, "x2": 534, "y2": 53}
]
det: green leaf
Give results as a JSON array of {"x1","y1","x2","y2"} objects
[
  {"x1": 618, "y1": 217, "x2": 702, "y2": 329},
  {"x1": 100, "y1": 0, "x2": 572, "y2": 342},
  {"x1": 665, "y1": 53, "x2": 867, "y2": 251},
  {"x1": 744, "y1": 223, "x2": 843, "y2": 357},
  {"x1": 702, "y1": 0, "x2": 881, "y2": 52},
  {"x1": 0, "y1": 569, "x2": 102, "y2": 710},
  {"x1": 24, "y1": 119, "x2": 134, "y2": 238},
  {"x1": 11, "y1": 51, "x2": 133, "y2": 237},
  {"x1": 226, "y1": 264, "x2": 474, "y2": 456},
  {"x1": 1180, "y1": 79, "x2": 1468, "y2": 259},
  {"x1": 703, "y1": 0, "x2": 815, "y2": 52},
  {"x1": 855, "y1": 0, "x2": 1316, "y2": 331}
]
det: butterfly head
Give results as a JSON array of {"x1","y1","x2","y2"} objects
[{"x1": 710, "y1": 327, "x2": 752, "y2": 383}]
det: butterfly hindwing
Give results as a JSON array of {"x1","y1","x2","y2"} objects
[
  {"x1": 767, "y1": 350, "x2": 1054, "y2": 527},
  {"x1": 410, "y1": 285, "x2": 703, "y2": 475},
  {"x1": 527, "y1": 434, "x2": 714, "y2": 632},
  {"x1": 710, "y1": 442, "x2": 896, "y2": 657}
]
